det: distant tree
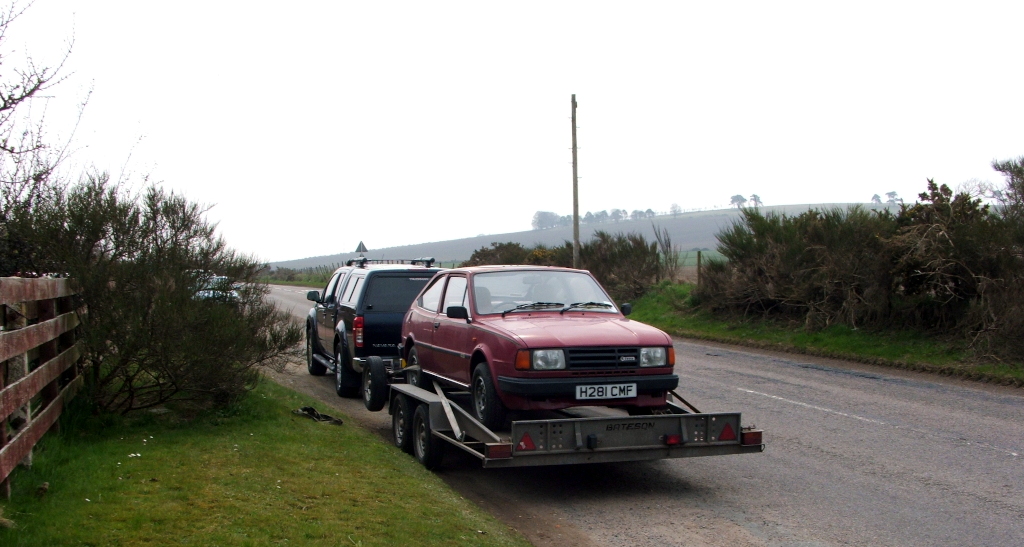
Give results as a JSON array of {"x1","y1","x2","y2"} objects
[
  {"x1": 594, "y1": 210, "x2": 609, "y2": 223},
  {"x1": 645, "y1": 208, "x2": 656, "y2": 218},
  {"x1": 871, "y1": 194, "x2": 882, "y2": 204},
  {"x1": 558, "y1": 215, "x2": 572, "y2": 227},
  {"x1": 730, "y1": 194, "x2": 747, "y2": 208},
  {"x1": 749, "y1": 194, "x2": 763, "y2": 207},
  {"x1": 630, "y1": 209, "x2": 644, "y2": 221},
  {"x1": 531, "y1": 211, "x2": 560, "y2": 230},
  {"x1": 463, "y1": 241, "x2": 531, "y2": 266},
  {"x1": 583, "y1": 211, "x2": 595, "y2": 224},
  {"x1": 670, "y1": 203, "x2": 682, "y2": 217},
  {"x1": 885, "y1": 191, "x2": 900, "y2": 204},
  {"x1": 610, "y1": 208, "x2": 624, "y2": 222}
]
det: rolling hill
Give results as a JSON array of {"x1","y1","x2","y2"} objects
[{"x1": 270, "y1": 203, "x2": 884, "y2": 269}]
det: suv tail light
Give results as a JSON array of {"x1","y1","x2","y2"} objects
[{"x1": 354, "y1": 316, "x2": 364, "y2": 348}]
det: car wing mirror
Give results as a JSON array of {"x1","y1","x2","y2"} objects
[
  {"x1": 446, "y1": 305, "x2": 470, "y2": 320},
  {"x1": 620, "y1": 303, "x2": 632, "y2": 316},
  {"x1": 306, "y1": 290, "x2": 320, "y2": 302}
]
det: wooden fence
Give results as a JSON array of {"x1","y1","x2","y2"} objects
[{"x1": 0, "y1": 277, "x2": 85, "y2": 499}]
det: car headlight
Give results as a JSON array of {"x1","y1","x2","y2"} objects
[
  {"x1": 532, "y1": 349, "x2": 566, "y2": 370},
  {"x1": 639, "y1": 347, "x2": 667, "y2": 367}
]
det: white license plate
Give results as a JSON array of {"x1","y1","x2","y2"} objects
[{"x1": 576, "y1": 383, "x2": 637, "y2": 400}]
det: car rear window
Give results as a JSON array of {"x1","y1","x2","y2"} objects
[{"x1": 362, "y1": 274, "x2": 435, "y2": 312}]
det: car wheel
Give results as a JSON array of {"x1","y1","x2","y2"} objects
[
  {"x1": 472, "y1": 362, "x2": 507, "y2": 431},
  {"x1": 306, "y1": 329, "x2": 326, "y2": 376},
  {"x1": 412, "y1": 404, "x2": 444, "y2": 469},
  {"x1": 362, "y1": 356, "x2": 389, "y2": 411},
  {"x1": 334, "y1": 346, "x2": 360, "y2": 398},
  {"x1": 406, "y1": 346, "x2": 422, "y2": 388},
  {"x1": 392, "y1": 394, "x2": 414, "y2": 454}
]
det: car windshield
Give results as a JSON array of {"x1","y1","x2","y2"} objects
[{"x1": 471, "y1": 270, "x2": 616, "y2": 315}]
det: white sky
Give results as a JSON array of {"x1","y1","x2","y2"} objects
[{"x1": 9, "y1": 1, "x2": 1024, "y2": 262}]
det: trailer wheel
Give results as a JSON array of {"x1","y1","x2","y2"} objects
[
  {"x1": 406, "y1": 346, "x2": 422, "y2": 387},
  {"x1": 306, "y1": 329, "x2": 326, "y2": 376},
  {"x1": 334, "y1": 346, "x2": 360, "y2": 398},
  {"x1": 362, "y1": 356, "x2": 388, "y2": 411},
  {"x1": 392, "y1": 394, "x2": 414, "y2": 453},
  {"x1": 413, "y1": 404, "x2": 445, "y2": 469},
  {"x1": 472, "y1": 363, "x2": 507, "y2": 431}
]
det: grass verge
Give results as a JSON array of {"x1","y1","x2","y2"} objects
[
  {"x1": 632, "y1": 282, "x2": 1024, "y2": 386},
  {"x1": 0, "y1": 381, "x2": 530, "y2": 547}
]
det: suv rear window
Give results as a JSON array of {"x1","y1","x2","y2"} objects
[{"x1": 362, "y1": 274, "x2": 435, "y2": 312}]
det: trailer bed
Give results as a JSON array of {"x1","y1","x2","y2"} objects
[{"x1": 389, "y1": 382, "x2": 764, "y2": 468}]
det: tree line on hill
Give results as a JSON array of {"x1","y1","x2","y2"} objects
[
  {"x1": 532, "y1": 208, "x2": 662, "y2": 230},
  {"x1": 698, "y1": 159, "x2": 1024, "y2": 363}
]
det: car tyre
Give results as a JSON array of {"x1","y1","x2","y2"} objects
[
  {"x1": 472, "y1": 363, "x2": 507, "y2": 431},
  {"x1": 413, "y1": 404, "x2": 445, "y2": 469},
  {"x1": 406, "y1": 346, "x2": 422, "y2": 388},
  {"x1": 306, "y1": 329, "x2": 326, "y2": 376},
  {"x1": 334, "y1": 346, "x2": 360, "y2": 398},
  {"x1": 392, "y1": 394, "x2": 415, "y2": 454},
  {"x1": 362, "y1": 356, "x2": 389, "y2": 411}
]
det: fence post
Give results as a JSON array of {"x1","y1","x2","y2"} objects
[{"x1": 697, "y1": 250, "x2": 703, "y2": 290}]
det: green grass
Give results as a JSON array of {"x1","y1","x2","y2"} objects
[
  {"x1": 0, "y1": 381, "x2": 530, "y2": 547},
  {"x1": 632, "y1": 282, "x2": 1024, "y2": 385}
]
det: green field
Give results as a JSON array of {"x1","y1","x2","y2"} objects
[{"x1": 0, "y1": 381, "x2": 530, "y2": 547}]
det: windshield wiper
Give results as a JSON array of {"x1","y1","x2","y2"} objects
[
  {"x1": 560, "y1": 302, "x2": 614, "y2": 314},
  {"x1": 501, "y1": 302, "x2": 564, "y2": 317}
]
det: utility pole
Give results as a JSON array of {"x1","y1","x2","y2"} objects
[{"x1": 571, "y1": 94, "x2": 580, "y2": 269}]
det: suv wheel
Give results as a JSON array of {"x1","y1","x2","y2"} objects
[
  {"x1": 334, "y1": 346, "x2": 360, "y2": 398},
  {"x1": 472, "y1": 362, "x2": 507, "y2": 431},
  {"x1": 306, "y1": 329, "x2": 326, "y2": 376},
  {"x1": 362, "y1": 356, "x2": 388, "y2": 411}
]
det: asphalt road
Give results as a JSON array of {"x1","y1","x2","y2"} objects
[{"x1": 267, "y1": 284, "x2": 1024, "y2": 546}]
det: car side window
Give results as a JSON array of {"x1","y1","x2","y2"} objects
[
  {"x1": 442, "y1": 276, "x2": 467, "y2": 314},
  {"x1": 333, "y1": 270, "x2": 352, "y2": 302},
  {"x1": 343, "y1": 276, "x2": 364, "y2": 304},
  {"x1": 417, "y1": 276, "x2": 445, "y2": 312},
  {"x1": 322, "y1": 273, "x2": 341, "y2": 304}
]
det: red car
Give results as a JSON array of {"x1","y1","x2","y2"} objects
[{"x1": 401, "y1": 266, "x2": 679, "y2": 429}]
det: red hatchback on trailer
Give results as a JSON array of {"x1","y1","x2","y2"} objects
[{"x1": 401, "y1": 265, "x2": 679, "y2": 430}]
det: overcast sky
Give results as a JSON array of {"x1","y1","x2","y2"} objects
[{"x1": 10, "y1": 1, "x2": 1024, "y2": 262}]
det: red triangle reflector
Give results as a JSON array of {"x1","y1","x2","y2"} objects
[
  {"x1": 719, "y1": 423, "x2": 737, "y2": 441},
  {"x1": 517, "y1": 432, "x2": 536, "y2": 451}
]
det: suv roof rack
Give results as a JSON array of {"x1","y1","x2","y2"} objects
[{"x1": 345, "y1": 257, "x2": 436, "y2": 268}]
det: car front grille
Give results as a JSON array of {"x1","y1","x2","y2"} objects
[{"x1": 565, "y1": 347, "x2": 641, "y2": 370}]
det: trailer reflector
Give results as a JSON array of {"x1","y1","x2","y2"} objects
[
  {"x1": 664, "y1": 434, "x2": 682, "y2": 446},
  {"x1": 719, "y1": 423, "x2": 737, "y2": 442},
  {"x1": 485, "y1": 443, "x2": 513, "y2": 459},
  {"x1": 517, "y1": 432, "x2": 536, "y2": 451},
  {"x1": 741, "y1": 430, "x2": 762, "y2": 446}
]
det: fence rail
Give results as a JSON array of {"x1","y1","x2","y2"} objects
[{"x1": 0, "y1": 277, "x2": 85, "y2": 499}]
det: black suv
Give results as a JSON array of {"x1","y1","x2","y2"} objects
[{"x1": 305, "y1": 258, "x2": 440, "y2": 403}]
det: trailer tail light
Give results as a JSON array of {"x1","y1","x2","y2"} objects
[
  {"x1": 354, "y1": 316, "x2": 364, "y2": 348},
  {"x1": 741, "y1": 429, "x2": 763, "y2": 446},
  {"x1": 517, "y1": 432, "x2": 536, "y2": 451},
  {"x1": 514, "y1": 350, "x2": 531, "y2": 370},
  {"x1": 664, "y1": 434, "x2": 682, "y2": 446}
]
